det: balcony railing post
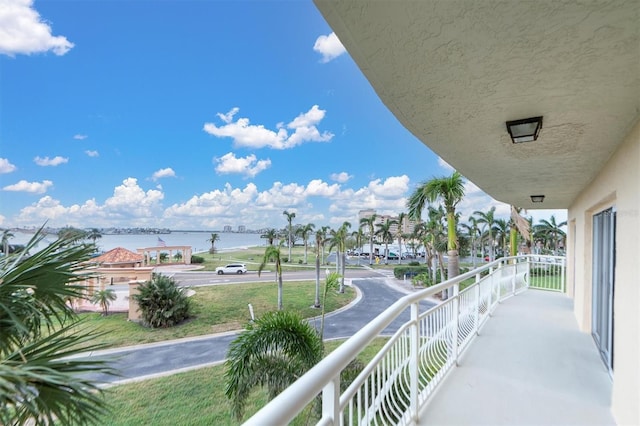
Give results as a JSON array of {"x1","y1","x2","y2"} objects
[
  {"x1": 526, "y1": 255, "x2": 530, "y2": 288},
  {"x1": 488, "y1": 266, "x2": 494, "y2": 316},
  {"x1": 475, "y1": 273, "x2": 480, "y2": 335},
  {"x1": 322, "y1": 375, "x2": 340, "y2": 425},
  {"x1": 410, "y1": 302, "x2": 419, "y2": 423},
  {"x1": 452, "y1": 283, "x2": 460, "y2": 366},
  {"x1": 511, "y1": 259, "x2": 517, "y2": 296},
  {"x1": 561, "y1": 258, "x2": 566, "y2": 292}
]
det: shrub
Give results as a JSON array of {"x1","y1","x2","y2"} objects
[
  {"x1": 191, "y1": 255, "x2": 204, "y2": 264},
  {"x1": 412, "y1": 272, "x2": 435, "y2": 288},
  {"x1": 393, "y1": 265, "x2": 430, "y2": 279},
  {"x1": 408, "y1": 261, "x2": 421, "y2": 266},
  {"x1": 133, "y1": 274, "x2": 191, "y2": 328}
]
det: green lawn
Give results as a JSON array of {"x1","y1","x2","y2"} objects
[
  {"x1": 104, "y1": 338, "x2": 388, "y2": 425},
  {"x1": 78, "y1": 281, "x2": 355, "y2": 349}
]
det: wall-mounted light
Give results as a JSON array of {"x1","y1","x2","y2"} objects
[
  {"x1": 530, "y1": 195, "x2": 545, "y2": 203},
  {"x1": 506, "y1": 116, "x2": 543, "y2": 143}
]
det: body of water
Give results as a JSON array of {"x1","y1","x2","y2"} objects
[{"x1": 10, "y1": 231, "x2": 266, "y2": 254}]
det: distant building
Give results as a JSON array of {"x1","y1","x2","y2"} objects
[
  {"x1": 238, "y1": 225, "x2": 246, "y2": 233},
  {"x1": 223, "y1": 225, "x2": 232, "y2": 232}
]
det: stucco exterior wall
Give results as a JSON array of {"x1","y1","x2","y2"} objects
[{"x1": 567, "y1": 118, "x2": 639, "y2": 425}]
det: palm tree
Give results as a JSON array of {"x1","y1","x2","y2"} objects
[
  {"x1": 460, "y1": 216, "x2": 480, "y2": 267},
  {"x1": 296, "y1": 223, "x2": 315, "y2": 264},
  {"x1": 57, "y1": 226, "x2": 87, "y2": 244},
  {"x1": 535, "y1": 215, "x2": 567, "y2": 253},
  {"x1": 375, "y1": 218, "x2": 396, "y2": 265},
  {"x1": 328, "y1": 222, "x2": 351, "y2": 293},
  {"x1": 260, "y1": 228, "x2": 279, "y2": 246},
  {"x1": 91, "y1": 289, "x2": 117, "y2": 316},
  {"x1": 86, "y1": 228, "x2": 102, "y2": 249},
  {"x1": 319, "y1": 226, "x2": 330, "y2": 265},
  {"x1": 359, "y1": 214, "x2": 377, "y2": 265},
  {"x1": 0, "y1": 229, "x2": 114, "y2": 425},
  {"x1": 509, "y1": 206, "x2": 531, "y2": 256},
  {"x1": 313, "y1": 229, "x2": 327, "y2": 308},
  {"x1": 494, "y1": 218, "x2": 510, "y2": 256},
  {"x1": 408, "y1": 171, "x2": 465, "y2": 294},
  {"x1": 224, "y1": 310, "x2": 323, "y2": 421},
  {"x1": 207, "y1": 232, "x2": 220, "y2": 254},
  {"x1": 1, "y1": 229, "x2": 14, "y2": 256},
  {"x1": 395, "y1": 212, "x2": 407, "y2": 263},
  {"x1": 473, "y1": 206, "x2": 498, "y2": 261},
  {"x1": 283, "y1": 210, "x2": 296, "y2": 262},
  {"x1": 258, "y1": 244, "x2": 284, "y2": 310}
]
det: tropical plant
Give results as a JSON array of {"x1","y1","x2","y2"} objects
[
  {"x1": 86, "y1": 228, "x2": 102, "y2": 247},
  {"x1": 0, "y1": 229, "x2": 114, "y2": 425},
  {"x1": 159, "y1": 252, "x2": 169, "y2": 263},
  {"x1": 460, "y1": 216, "x2": 480, "y2": 268},
  {"x1": 1, "y1": 229, "x2": 14, "y2": 256},
  {"x1": 359, "y1": 214, "x2": 377, "y2": 265},
  {"x1": 91, "y1": 288, "x2": 117, "y2": 316},
  {"x1": 408, "y1": 171, "x2": 465, "y2": 297},
  {"x1": 395, "y1": 212, "x2": 407, "y2": 262},
  {"x1": 313, "y1": 229, "x2": 326, "y2": 308},
  {"x1": 283, "y1": 210, "x2": 296, "y2": 262},
  {"x1": 224, "y1": 310, "x2": 323, "y2": 421},
  {"x1": 132, "y1": 274, "x2": 191, "y2": 328},
  {"x1": 57, "y1": 226, "x2": 87, "y2": 244},
  {"x1": 328, "y1": 222, "x2": 351, "y2": 293},
  {"x1": 260, "y1": 228, "x2": 279, "y2": 246},
  {"x1": 258, "y1": 244, "x2": 284, "y2": 310},
  {"x1": 375, "y1": 218, "x2": 396, "y2": 265},
  {"x1": 319, "y1": 272, "x2": 340, "y2": 339},
  {"x1": 473, "y1": 206, "x2": 498, "y2": 261},
  {"x1": 535, "y1": 215, "x2": 567, "y2": 253},
  {"x1": 297, "y1": 223, "x2": 315, "y2": 264},
  {"x1": 207, "y1": 232, "x2": 220, "y2": 254},
  {"x1": 494, "y1": 218, "x2": 510, "y2": 255}
]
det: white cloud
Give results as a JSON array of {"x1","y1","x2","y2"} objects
[
  {"x1": 214, "y1": 152, "x2": 271, "y2": 178},
  {"x1": 203, "y1": 105, "x2": 333, "y2": 150},
  {"x1": 0, "y1": 158, "x2": 17, "y2": 173},
  {"x1": 305, "y1": 179, "x2": 340, "y2": 197},
  {"x1": 3, "y1": 179, "x2": 52, "y2": 194},
  {"x1": 85, "y1": 150, "x2": 99, "y2": 157},
  {"x1": 104, "y1": 178, "x2": 164, "y2": 217},
  {"x1": 0, "y1": 0, "x2": 74, "y2": 57},
  {"x1": 330, "y1": 172, "x2": 352, "y2": 183},
  {"x1": 151, "y1": 167, "x2": 176, "y2": 181},
  {"x1": 313, "y1": 32, "x2": 346, "y2": 63},
  {"x1": 73, "y1": 134, "x2": 88, "y2": 140},
  {"x1": 34, "y1": 155, "x2": 68, "y2": 166}
]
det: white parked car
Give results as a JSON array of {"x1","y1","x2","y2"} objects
[{"x1": 215, "y1": 263, "x2": 247, "y2": 275}]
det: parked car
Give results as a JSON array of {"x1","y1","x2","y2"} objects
[
  {"x1": 386, "y1": 252, "x2": 400, "y2": 260},
  {"x1": 215, "y1": 263, "x2": 247, "y2": 275}
]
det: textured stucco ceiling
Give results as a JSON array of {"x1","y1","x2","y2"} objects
[{"x1": 314, "y1": 0, "x2": 640, "y2": 209}]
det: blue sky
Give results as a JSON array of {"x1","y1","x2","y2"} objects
[{"x1": 0, "y1": 0, "x2": 565, "y2": 231}]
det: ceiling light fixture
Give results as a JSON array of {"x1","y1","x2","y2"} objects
[
  {"x1": 506, "y1": 116, "x2": 543, "y2": 143},
  {"x1": 530, "y1": 195, "x2": 545, "y2": 203}
]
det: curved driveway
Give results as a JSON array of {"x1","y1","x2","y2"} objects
[{"x1": 86, "y1": 271, "x2": 436, "y2": 385}]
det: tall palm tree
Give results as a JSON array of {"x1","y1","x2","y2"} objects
[
  {"x1": 258, "y1": 244, "x2": 284, "y2": 310},
  {"x1": 375, "y1": 218, "x2": 395, "y2": 265},
  {"x1": 473, "y1": 206, "x2": 498, "y2": 261},
  {"x1": 86, "y1": 228, "x2": 102, "y2": 249},
  {"x1": 328, "y1": 222, "x2": 351, "y2": 293},
  {"x1": 359, "y1": 214, "x2": 377, "y2": 265},
  {"x1": 57, "y1": 226, "x2": 87, "y2": 244},
  {"x1": 313, "y1": 228, "x2": 327, "y2": 308},
  {"x1": 535, "y1": 215, "x2": 567, "y2": 253},
  {"x1": 509, "y1": 206, "x2": 530, "y2": 256},
  {"x1": 224, "y1": 310, "x2": 323, "y2": 421},
  {"x1": 460, "y1": 216, "x2": 480, "y2": 267},
  {"x1": 408, "y1": 171, "x2": 466, "y2": 293},
  {"x1": 260, "y1": 228, "x2": 279, "y2": 246},
  {"x1": 494, "y1": 218, "x2": 510, "y2": 256},
  {"x1": 207, "y1": 232, "x2": 220, "y2": 254},
  {"x1": 296, "y1": 223, "x2": 315, "y2": 264},
  {"x1": 283, "y1": 210, "x2": 296, "y2": 262},
  {"x1": 395, "y1": 212, "x2": 407, "y2": 263},
  {"x1": 0, "y1": 229, "x2": 114, "y2": 425},
  {"x1": 1, "y1": 229, "x2": 14, "y2": 256}
]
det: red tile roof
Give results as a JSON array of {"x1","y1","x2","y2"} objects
[{"x1": 93, "y1": 247, "x2": 143, "y2": 265}]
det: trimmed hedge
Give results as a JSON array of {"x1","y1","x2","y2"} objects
[{"x1": 393, "y1": 265, "x2": 430, "y2": 279}]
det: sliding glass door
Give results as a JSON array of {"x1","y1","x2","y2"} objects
[{"x1": 591, "y1": 207, "x2": 616, "y2": 373}]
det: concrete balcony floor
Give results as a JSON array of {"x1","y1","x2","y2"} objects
[{"x1": 419, "y1": 290, "x2": 615, "y2": 425}]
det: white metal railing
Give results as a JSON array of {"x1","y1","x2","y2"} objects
[{"x1": 244, "y1": 255, "x2": 566, "y2": 425}]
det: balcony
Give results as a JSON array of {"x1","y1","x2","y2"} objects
[{"x1": 245, "y1": 256, "x2": 615, "y2": 425}]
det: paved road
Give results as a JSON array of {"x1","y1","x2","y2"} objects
[{"x1": 86, "y1": 271, "x2": 436, "y2": 385}]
